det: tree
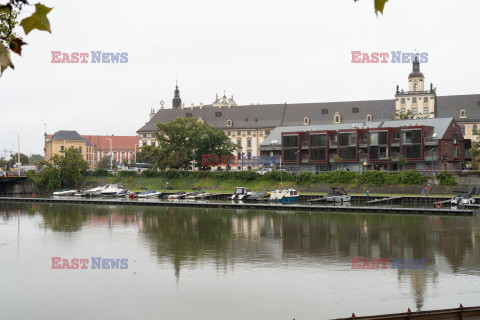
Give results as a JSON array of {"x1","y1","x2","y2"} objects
[
  {"x1": 8, "y1": 152, "x2": 29, "y2": 165},
  {"x1": 471, "y1": 127, "x2": 480, "y2": 170},
  {"x1": 1, "y1": 1, "x2": 53, "y2": 76},
  {"x1": 152, "y1": 117, "x2": 238, "y2": 170},
  {"x1": 29, "y1": 153, "x2": 44, "y2": 164},
  {"x1": 96, "y1": 156, "x2": 110, "y2": 170},
  {"x1": 392, "y1": 109, "x2": 428, "y2": 120},
  {"x1": 0, "y1": 156, "x2": 6, "y2": 167},
  {"x1": 39, "y1": 147, "x2": 88, "y2": 190},
  {"x1": 332, "y1": 155, "x2": 342, "y2": 170}
]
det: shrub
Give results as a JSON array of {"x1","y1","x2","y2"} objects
[
  {"x1": 89, "y1": 169, "x2": 112, "y2": 177},
  {"x1": 295, "y1": 172, "x2": 319, "y2": 185},
  {"x1": 397, "y1": 170, "x2": 428, "y2": 185},
  {"x1": 318, "y1": 171, "x2": 359, "y2": 185},
  {"x1": 117, "y1": 171, "x2": 138, "y2": 178},
  {"x1": 358, "y1": 171, "x2": 389, "y2": 186},
  {"x1": 436, "y1": 171, "x2": 457, "y2": 186},
  {"x1": 142, "y1": 169, "x2": 161, "y2": 177}
]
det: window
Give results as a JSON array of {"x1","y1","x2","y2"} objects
[
  {"x1": 352, "y1": 107, "x2": 359, "y2": 113},
  {"x1": 304, "y1": 117, "x2": 310, "y2": 125},
  {"x1": 412, "y1": 107, "x2": 417, "y2": 115},
  {"x1": 369, "y1": 131, "x2": 388, "y2": 160},
  {"x1": 237, "y1": 139, "x2": 241, "y2": 146},
  {"x1": 237, "y1": 131, "x2": 241, "y2": 135},
  {"x1": 454, "y1": 146, "x2": 460, "y2": 158},
  {"x1": 61, "y1": 146, "x2": 64, "y2": 151},
  {"x1": 186, "y1": 113, "x2": 193, "y2": 117},
  {"x1": 247, "y1": 139, "x2": 252, "y2": 148},
  {"x1": 309, "y1": 134, "x2": 327, "y2": 161},
  {"x1": 453, "y1": 132, "x2": 459, "y2": 144},
  {"x1": 265, "y1": 130, "x2": 270, "y2": 135},
  {"x1": 460, "y1": 110, "x2": 466, "y2": 118},
  {"x1": 283, "y1": 135, "x2": 299, "y2": 162},
  {"x1": 424, "y1": 97, "x2": 428, "y2": 103},
  {"x1": 334, "y1": 112, "x2": 341, "y2": 123},
  {"x1": 79, "y1": 146, "x2": 82, "y2": 153},
  {"x1": 473, "y1": 125, "x2": 478, "y2": 135},
  {"x1": 423, "y1": 107, "x2": 429, "y2": 114},
  {"x1": 366, "y1": 114, "x2": 372, "y2": 122},
  {"x1": 412, "y1": 97, "x2": 417, "y2": 104},
  {"x1": 215, "y1": 112, "x2": 222, "y2": 117},
  {"x1": 338, "y1": 132, "x2": 357, "y2": 160},
  {"x1": 247, "y1": 152, "x2": 251, "y2": 160},
  {"x1": 151, "y1": 142, "x2": 156, "y2": 147},
  {"x1": 401, "y1": 98, "x2": 405, "y2": 104},
  {"x1": 401, "y1": 108, "x2": 406, "y2": 114},
  {"x1": 227, "y1": 131, "x2": 231, "y2": 136},
  {"x1": 413, "y1": 83, "x2": 418, "y2": 91},
  {"x1": 143, "y1": 141, "x2": 147, "y2": 146},
  {"x1": 461, "y1": 126, "x2": 466, "y2": 135},
  {"x1": 247, "y1": 130, "x2": 251, "y2": 135},
  {"x1": 227, "y1": 119, "x2": 233, "y2": 127},
  {"x1": 402, "y1": 129, "x2": 422, "y2": 159},
  {"x1": 321, "y1": 109, "x2": 328, "y2": 114}
]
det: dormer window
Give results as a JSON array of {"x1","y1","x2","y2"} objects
[
  {"x1": 352, "y1": 107, "x2": 359, "y2": 113},
  {"x1": 227, "y1": 119, "x2": 233, "y2": 127},
  {"x1": 460, "y1": 109, "x2": 466, "y2": 118},
  {"x1": 334, "y1": 112, "x2": 341, "y2": 124},
  {"x1": 366, "y1": 114, "x2": 372, "y2": 122},
  {"x1": 303, "y1": 117, "x2": 310, "y2": 125},
  {"x1": 185, "y1": 113, "x2": 193, "y2": 117},
  {"x1": 215, "y1": 112, "x2": 222, "y2": 117},
  {"x1": 321, "y1": 109, "x2": 328, "y2": 114}
]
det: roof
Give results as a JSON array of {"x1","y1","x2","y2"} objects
[
  {"x1": 82, "y1": 135, "x2": 139, "y2": 151},
  {"x1": 48, "y1": 130, "x2": 93, "y2": 146},
  {"x1": 437, "y1": 94, "x2": 480, "y2": 122},
  {"x1": 137, "y1": 99, "x2": 395, "y2": 133},
  {"x1": 261, "y1": 117, "x2": 456, "y2": 147}
]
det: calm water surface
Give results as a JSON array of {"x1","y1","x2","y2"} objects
[{"x1": 0, "y1": 203, "x2": 479, "y2": 320}]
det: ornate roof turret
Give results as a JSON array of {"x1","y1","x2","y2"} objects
[
  {"x1": 408, "y1": 55, "x2": 424, "y2": 79},
  {"x1": 172, "y1": 81, "x2": 182, "y2": 108}
]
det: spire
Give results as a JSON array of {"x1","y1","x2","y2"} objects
[
  {"x1": 172, "y1": 81, "x2": 182, "y2": 108},
  {"x1": 408, "y1": 53, "x2": 424, "y2": 79}
]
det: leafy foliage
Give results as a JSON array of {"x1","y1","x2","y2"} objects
[
  {"x1": 39, "y1": 147, "x2": 88, "y2": 190},
  {"x1": 0, "y1": 1, "x2": 53, "y2": 76},
  {"x1": 435, "y1": 171, "x2": 457, "y2": 186},
  {"x1": 392, "y1": 109, "x2": 427, "y2": 120},
  {"x1": 8, "y1": 152, "x2": 29, "y2": 164},
  {"x1": 97, "y1": 156, "x2": 110, "y2": 170}
]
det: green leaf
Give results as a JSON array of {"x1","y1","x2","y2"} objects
[
  {"x1": 0, "y1": 42, "x2": 14, "y2": 76},
  {"x1": 375, "y1": 0, "x2": 388, "y2": 16},
  {"x1": 19, "y1": 3, "x2": 53, "y2": 35}
]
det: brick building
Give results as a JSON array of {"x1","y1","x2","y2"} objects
[
  {"x1": 260, "y1": 118, "x2": 465, "y2": 174},
  {"x1": 82, "y1": 135, "x2": 139, "y2": 168}
]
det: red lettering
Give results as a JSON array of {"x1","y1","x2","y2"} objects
[
  {"x1": 380, "y1": 258, "x2": 390, "y2": 269},
  {"x1": 79, "y1": 258, "x2": 89, "y2": 269},
  {"x1": 370, "y1": 258, "x2": 379, "y2": 269},
  {"x1": 79, "y1": 52, "x2": 89, "y2": 63},
  {"x1": 379, "y1": 52, "x2": 389, "y2": 63},
  {"x1": 351, "y1": 257, "x2": 362, "y2": 269},
  {"x1": 361, "y1": 52, "x2": 371, "y2": 63},
  {"x1": 51, "y1": 51, "x2": 62, "y2": 63},
  {"x1": 51, "y1": 257, "x2": 62, "y2": 269},
  {"x1": 351, "y1": 51, "x2": 362, "y2": 63}
]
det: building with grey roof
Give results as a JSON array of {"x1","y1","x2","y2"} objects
[{"x1": 259, "y1": 117, "x2": 466, "y2": 174}]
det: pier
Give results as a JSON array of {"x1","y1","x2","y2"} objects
[{"x1": 0, "y1": 196, "x2": 475, "y2": 216}]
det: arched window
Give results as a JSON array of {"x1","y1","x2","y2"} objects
[
  {"x1": 366, "y1": 114, "x2": 372, "y2": 122},
  {"x1": 334, "y1": 112, "x2": 341, "y2": 123},
  {"x1": 413, "y1": 83, "x2": 418, "y2": 91},
  {"x1": 460, "y1": 110, "x2": 466, "y2": 118},
  {"x1": 227, "y1": 119, "x2": 233, "y2": 127},
  {"x1": 473, "y1": 125, "x2": 478, "y2": 135},
  {"x1": 303, "y1": 117, "x2": 310, "y2": 125}
]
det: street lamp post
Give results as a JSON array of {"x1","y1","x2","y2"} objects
[
  {"x1": 358, "y1": 150, "x2": 363, "y2": 172},
  {"x1": 105, "y1": 138, "x2": 113, "y2": 170},
  {"x1": 134, "y1": 143, "x2": 138, "y2": 164},
  {"x1": 241, "y1": 152, "x2": 245, "y2": 171},
  {"x1": 12, "y1": 132, "x2": 20, "y2": 177},
  {"x1": 430, "y1": 148, "x2": 435, "y2": 177}
]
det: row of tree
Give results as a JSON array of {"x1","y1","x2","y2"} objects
[{"x1": 0, "y1": 153, "x2": 44, "y2": 167}]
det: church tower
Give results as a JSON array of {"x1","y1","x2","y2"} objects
[
  {"x1": 395, "y1": 54, "x2": 436, "y2": 118},
  {"x1": 172, "y1": 81, "x2": 182, "y2": 108}
]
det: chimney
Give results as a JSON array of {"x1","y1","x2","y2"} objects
[
  {"x1": 149, "y1": 108, "x2": 155, "y2": 120},
  {"x1": 219, "y1": 102, "x2": 222, "y2": 109},
  {"x1": 200, "y1": 103, "x2": 204, "y2": 109},
  {"x1": 191, "y1": 103, "x2": 194, "y2": 109}
]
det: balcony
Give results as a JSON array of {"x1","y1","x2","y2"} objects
[
  {"x1": 424, "y1": 137, "x2": 438, "y2": 146},
  {"x1": 301, "y1": 156, "x2": 309, "y2": 163}
]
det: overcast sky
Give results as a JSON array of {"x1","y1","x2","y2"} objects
[{"x1": 1, "y1": 0, "x2": 479, "y2": 155}]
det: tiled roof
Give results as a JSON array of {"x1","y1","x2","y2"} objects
[
  {"x1": 261, "y1": 118, "x2": 456, "y2": 147},
  {"x1": 82, "y1": 135, "x2": 139, "y2": 151},
  {"x1": 437, "y1": 94, "x2": 480, "y2": 122},
  {"x1": 49, "y1": 130, "x2": 93, "y2": 146}
]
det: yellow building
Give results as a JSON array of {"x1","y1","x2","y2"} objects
[{"x1": 45, "y1": 130, "x2": 95, "y2": 169}]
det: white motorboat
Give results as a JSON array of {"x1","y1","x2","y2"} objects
[
  {"x1": 168, "y1": 191, "x2": 187, "y2": 200},
  {"x1": 231, "y1": 187, "x2": 253, "y2": 201},
  {"x1": 53, "y1": 189, "x2": 77, "y2": 196},
  {"x1": 137, "y1": 188, "x2": 162, "y2": 198},
  {"x1": 100, "y1": 184, "x2": 128, "y2": 197},
  {"x1": 186, "y1": 191, "x2": 210, "y2": 199},
  {"x1": 269, "y1": 188, "x2": 299, "y2": 204},
  {"x1": 451, "y1": 192, "x2": 476, "y2": 205},
  {"x1": 325, "y1": 187, "x2": 351, "y2": 202},
  {"x1": 84, "y1": 185, "x2": 106, "y2": 197}
]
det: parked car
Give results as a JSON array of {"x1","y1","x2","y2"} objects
[
  {"x1": 256, "y1": 168, "x2": 273, "y2": 175},
  {"x1": 276, "y1": 169, "x2": 293, "y2": 175}
]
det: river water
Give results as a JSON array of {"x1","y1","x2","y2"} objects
[{"x1": 0, "y1": 202, "x2": 479, "y2": 320}]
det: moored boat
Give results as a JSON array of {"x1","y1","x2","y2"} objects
[
  {"x1": 137, "y1": 188, "x2": 162, "y2": 198},
  {"x1": 325, "y1": 187, "x2": 351, "y2": 202},
  {"x1": 231, "y1": 187, "x2": 253, "y2": 201},
  {"x1": 269, "y1": 188, "x2": 299, "y2": 204}
]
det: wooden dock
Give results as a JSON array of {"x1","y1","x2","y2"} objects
[
  {"x1": 365, "y1": 196, "x2": 403, "y2": 204},
  {"x1": 332, "y1": 305, "x2": 480, "y2": 320},
  {"x1": 0, "y1": 197, "x2": 475, "y2": 216}
]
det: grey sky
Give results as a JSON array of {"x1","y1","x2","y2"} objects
[{"x1": 1, "y1": 0, "x2": 479, "y2": 155}]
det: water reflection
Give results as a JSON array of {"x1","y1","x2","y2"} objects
[{"x1": 1, "y1": 202, "x2": 479, "y2": 312}]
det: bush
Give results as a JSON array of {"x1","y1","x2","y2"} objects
[
  {"x1": 318, "y1": 171, "x2": 359, "y2": 185},
  {"x1": 295, "y1": 172, "x2": 319, "y2": 185},
  {"x1": 358, "y1": 171, "x2": 389, "y2": 186},
  {"x1": 142, "y1": 169, "x2": 161, "y2": 177},
  {"x1": 89, "y1": 169, "x2": 112, "y2": 177},
  {"x1": 436, "y1": 171, "x2": 457, "y2": 186},
  {"x1": 117, "y1": 171, "x2": 138, "y2": 178},
  {"x1": 397, "y1": 170, "x2": 428, "y2": 185}
]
